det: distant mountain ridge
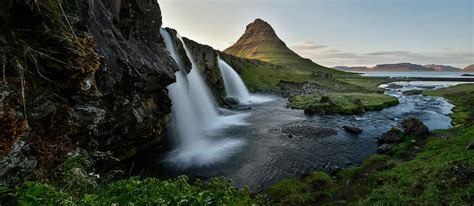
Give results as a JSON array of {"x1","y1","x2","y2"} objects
[
  {"x1": 334, "y1": 63, "x2": 463, "y2": 72},
  {"x1": 464, "y1": 64, "x2": 474, "y2": 72},
  {"x1": 224, "y1": 19, "x2": 344, "y2": 75}
]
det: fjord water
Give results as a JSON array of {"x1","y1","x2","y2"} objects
[
  {"x1": 160, "y1": 29, "x2": 247, "y2": 167},
  {"x1": 218, "y1": 58, "x2": 251, "y2": 104}
]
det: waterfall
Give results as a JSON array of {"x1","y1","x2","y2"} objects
[
  {"x1": 160, "y1": 28, "x2": 248, "y2": 168},
  {"x1": 218, "y1": 58, "x2": 251, "y2": 104}
]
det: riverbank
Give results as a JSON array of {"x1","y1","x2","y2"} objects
[{"x1": 265, "y1": 83, "x2": 474, "y2": 205}]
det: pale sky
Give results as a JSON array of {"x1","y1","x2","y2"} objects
[{"x1": 159, "y1": 0, "x2": 473, "y2": 68}]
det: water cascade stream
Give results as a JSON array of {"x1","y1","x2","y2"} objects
[
  {"x1": 160, "y1": 29, "x2": 248, "y2": 168},
  {"x1": 218, "y1": 58, "x2": 252, "y2": 104}
]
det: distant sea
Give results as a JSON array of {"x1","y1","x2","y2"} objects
[{"x1": 359, "y1": 71, "x2": 474, "y2": 78}]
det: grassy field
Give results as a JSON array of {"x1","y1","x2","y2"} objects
[
  {"x1": 288, "y1": 93, "x2": 399, "y2": 115},
  {"x1": 423, "y1": 84, "x2": 474, "y2": 127},
  {"x1": 240, "y1": 63, "x2": 384, "y2": 94},
  {"x1": 266, "y1": 84, "x2": 474, "y2": 205}
]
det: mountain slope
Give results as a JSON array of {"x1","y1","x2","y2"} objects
[
  {"x1": 464, "y1": 64, "x2": 474, "y2": 72},
  {"x1": 224, "y1": 19, "x2": 344, "y2": 75},
  {"x1": 335, "y1": 63, "x2": 462, "y2": 72},
  {"x1": 424, "y1": 64, "x2": 461, "y2": 72}
]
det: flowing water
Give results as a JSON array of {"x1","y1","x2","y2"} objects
[
  {"x1": 143, "y1": 79, "x2": 459, "y2": 191},
  {"x1": 218, "y1": 58, "x2": 251, "y2": 104},
  {"x1": 160, "y1": 29, "x2": 248, "y2": 168}
]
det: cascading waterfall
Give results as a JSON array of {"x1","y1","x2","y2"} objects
[
  {"x1": 160, "y1": 28, "x2": 248, "y2": 168},
  {"x1": 218, "y1": 58, "x2": 252, "y2": 104}
]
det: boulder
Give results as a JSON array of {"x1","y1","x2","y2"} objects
[
  {"x1": 385, "y1": 84, "x2": 403, "y2": 89},
  {"x1": 224, "y1": 96, "x2": 240, "y2": 105},
  {"x1": 353, "y1": 98, "x2": 366, "y2": 114},
  {"x1": 466, "y1": 142, "x2": 474, "y2": 150},
  {"x1": 402, "y1": 90, "x2": 423, "y2": 96},
  {"x1": 377, "y1": 128, "x2": 402, "y2": 144},
  {"x1": 304, "y1": 106, "x2": 327, "y2": 116},
  {"x1": 320, "y1": 96, "x2": 336, "y2": 106},
  {"x1": 377, "y1": 144, "x2": 395, "y2": 155},
  {"x1": 401, "y1": 117, "x2": 429, "y2": 137},
  {"x1": 343, "y1": 125, "x2": 363, "y2": 134}
]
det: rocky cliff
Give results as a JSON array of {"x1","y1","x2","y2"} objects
[{"x1": 0, "y1": 0, "x2": 179, "y2": 186}]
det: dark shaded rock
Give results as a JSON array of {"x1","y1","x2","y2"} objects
[
  {"x1": 377, "y1": 128, "x2": 403, "y2": 144},
  {"x1": 0, "y1": 0, "x2": 178, "y2": 184},
  {"x1": 402, "y1": 90, "x2": 423, "y2": 96},
  {"x1": 385, "y1": 84, "x2": 403, "y2": 89},
  {"x1": 377, "y1": 144, "x2": 395, "y2": 155},
  {"x1": 353, "y1": 98, "x2": 366, "y2": 114},
  {"x1": 320, "y1": 96, "x2": 336, "y2": 106},
  {"x1": 343, "y1": 125, "x2": 363, "y2": 134},
  {"x1": 467, "y1": 142, "x2": 474, "y2": 150},
  {"x1": 304, "y1": 106, "x2": 327, "y2": 116},
  {"x1": 224, "y1": 96, "x2": 240, "y2": 105},
  {"x1": 401, "y1": 117, "x2": 429, "y2": 137}
]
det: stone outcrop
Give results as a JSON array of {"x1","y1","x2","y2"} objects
[
  {"x1": 0, "y1": 0, "x2": 179, "y2": 185},
  {"x1": 377, "y1": 117, "x2": 429, "y2": 155}
]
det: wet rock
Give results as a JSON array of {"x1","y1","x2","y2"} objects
[
  {"x1": 224, "y1": 96, "x2": 240, "y2": 105},
  {"x1": 343, "y1": 125, "x2": 363, "y2": 134},
  {"x1": 377, "y1": 143, "x2": 395, "y2": 155},
  {"x1": 401, "y1": 117, "x2": 429, "y2": 137},
  {"x1": 353, "y1": 98, "x2": 366, "y2": 114},
  {"x1": 385, "y1": 84, "x2": 403, "y2": 89},
  {"x1": 320, "y1": 96, "x2": 336, "y2": 106},
  {"x1": 377, "y1": 128, "x2": 402, "y2": 144},
  {"x1": 402, "y1": 90, "x2": 423, "y2": 96},
  {"x1": 304, "y1": 106, "x2": 327, "y2": 116},
  {"x1": 466, "y1": 142, "x2": 474, "y2": 150},
  {"x1": 0, "y1": 141, "x2": 37, "y2": 186}
]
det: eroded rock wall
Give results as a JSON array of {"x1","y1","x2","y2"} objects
[{"x1": 0, "y1": 0, "x2": 178, "y2": 185}]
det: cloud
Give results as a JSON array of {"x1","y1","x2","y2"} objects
[
  {"x1": 364, "y1": 51, "x2": 424, "y2": 57},
  {"x1": 295, "y1": 47, "x2": 473, "y2": 68},
  {"x1": 290, "y1": 41, "x2": 328, "y2": 51}
]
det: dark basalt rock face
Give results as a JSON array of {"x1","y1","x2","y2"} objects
[{"x1": 0, "y1": 0, "x2": 179, "y2": 186}]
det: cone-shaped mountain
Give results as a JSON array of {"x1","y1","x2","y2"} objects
[{"x1": 225, "y1": 19, "x2": 342, "y2": 74}]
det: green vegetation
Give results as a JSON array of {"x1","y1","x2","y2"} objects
[
  {"x1": 423, "y1": 84, "x2": 474, "y2": 127},
  {"x1": 3, "y1": 150, "x2": 262, "y2": 205},
  {"x1": 265, "y1": 84, "x2": 474, "y2": 205},
  {"x1": 11, "y1": 176, "x2": 261, "y2": 205},
  {"x1": 288, "y1": 93, "x2": 399, "y2": 114}
]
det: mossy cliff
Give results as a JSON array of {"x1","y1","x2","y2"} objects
[{"x1": 0, "y1": 0, "x2": 179, "y2": 186}]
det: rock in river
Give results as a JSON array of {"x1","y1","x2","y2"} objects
[
  {"x1": 401, "y1": 117, "x2": 429, "y2": 137},
  {"x1": 343, "y1": 125, "x2": 363, "y2": 134}
]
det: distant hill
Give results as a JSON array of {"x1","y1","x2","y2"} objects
[
  {"x1": 334, "y1": 63, "x2": 462, "y2": 72},
  {"x1": 224, "y1": 19, "x2": 344, "y2": 75},
  {"x1": 464, "y1": 64, "x2": 474, "y2": 72},
  {"x1": 333, "y1": 66, "x2": 370, "y2": 71},
  {"x1": 424, "y1": 64, "x2": 461, "y2": 72},
  {"x1": 372, "y1": 63, "x2": 433, "y2": 72}
]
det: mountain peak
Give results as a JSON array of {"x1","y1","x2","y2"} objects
[
  {"x1": 224, "y1": 19, "x2": 296, "y2": 63},
  {"x1": 246, "y1": 18, "x2": 275, "y2": 33},
  {"x1": 224, "y1": 19, "x2": 336, "y2": 74}
]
